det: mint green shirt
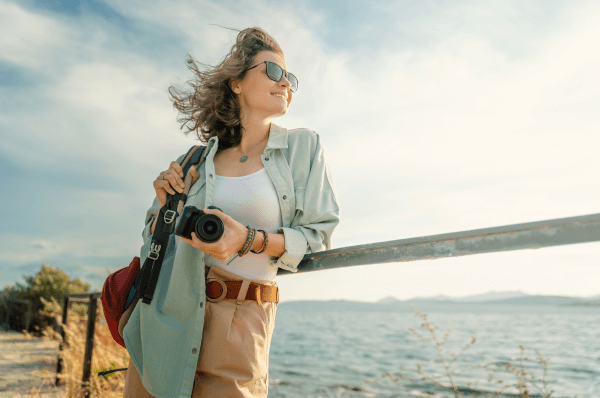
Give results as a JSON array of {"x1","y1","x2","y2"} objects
[{"x1": 123, "y1": 123, "x2": 340, "y2": 397}]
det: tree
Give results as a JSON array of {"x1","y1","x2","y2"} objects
[{"x1": 2, "y1": 264, "x2": 90, "y2": 332}]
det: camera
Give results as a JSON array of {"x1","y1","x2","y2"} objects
[{"x1": 175, "y1": 206, "x2": 225, "y2": 242}]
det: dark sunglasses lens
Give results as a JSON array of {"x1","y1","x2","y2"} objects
[
  {"x1": 266, "y1": 62, "x2": 298, "y2": 92},
  {"x1": 287, "y1": 73, "x2": 298, "y2": 92},
  {"x1": 266, "y1": 62, "x2": 284, "y2": 81}
]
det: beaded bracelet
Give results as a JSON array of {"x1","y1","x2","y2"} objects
[
  {"x1": 238, "y1": 226, "x2": 253, "y2": 257},
  {"x1": 244, "y1": 228, "x2": 256, "y2": 257},
  {"x1": 239, "y1": 227, "x2": 256, "y2": 257},
  {"x1": 250, "y1": 230, "x2": 269, "y2": 254}
]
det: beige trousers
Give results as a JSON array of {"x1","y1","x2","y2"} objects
[{"x1": 123, "y1": 266, "x2": 278, "y2": 398}]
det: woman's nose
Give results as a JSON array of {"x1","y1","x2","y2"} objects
[{"x1": 279, "y1": 74, "x2": 291, "y2": 89}]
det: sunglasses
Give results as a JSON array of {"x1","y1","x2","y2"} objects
[{"x1": 244, "y1": 61, "x2": 299, "y2": 93}]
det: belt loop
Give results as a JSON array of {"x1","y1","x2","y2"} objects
[
  {"x1": 255, "y1": 285, "x2": 261, "y2": 306},
  {"x1": 236, "y1": 279, "x2": 251, "y2": 305}
]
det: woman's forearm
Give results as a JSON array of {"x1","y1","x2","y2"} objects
[
  {"x1": 250, "y1": 231, "x2": 286, "y2": 258},
  {"x1": 151, "y1": 212, "x2": 286, "y2": 258}
]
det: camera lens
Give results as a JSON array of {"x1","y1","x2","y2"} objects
[
  {"x1": 203, "y1": 222, "x2": 216, "y2": 234},
  {"x1": 195, "y1": 214, "x2": 225, "y2": 243}
]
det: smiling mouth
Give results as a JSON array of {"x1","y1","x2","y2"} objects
[{"x1": 272, "y1": 93, "x2": 287, "y2": 102}]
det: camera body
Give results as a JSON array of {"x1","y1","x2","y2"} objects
[{"x1": 175, "y1": 206, "x2": 225, "y2": 243}]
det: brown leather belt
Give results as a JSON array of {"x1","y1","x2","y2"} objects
[{"x1": 205, "y1": 278, "x2": 279, "y2": 304}]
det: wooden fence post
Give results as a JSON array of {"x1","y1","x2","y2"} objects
[
  {"x1": 55, "y1": 295, "x2": 71, "y2": 386},
  {"x1": 81, "y1": 295, "x2": 97, "y2": 397}
]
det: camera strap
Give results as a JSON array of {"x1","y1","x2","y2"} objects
[{"x1": 136, "y1": 144, "x2": 208, "y2": 305}]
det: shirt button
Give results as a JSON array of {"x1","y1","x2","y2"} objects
[
  {"x1": 199, "y1": 302, "x2": 203, "y2": 308},
  {"x1": 209, "y1": 174, "x2": 213, "y2": 178},
  {"x1": 192, "y1": 348, "x2": 198, "y2": 354},
  {"x1": 265, "y1": 157, "x2": 270, "y2": 161},
  {"x1": 283, "y1": 195, "x2": 287, "y2": 200}
]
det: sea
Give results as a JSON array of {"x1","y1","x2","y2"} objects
[{"x1": 267, "y1": 301, "x2": 600, "y2": 398}]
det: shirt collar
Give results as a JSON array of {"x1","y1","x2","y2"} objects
[{"x1": 207, "y1": 123, "x2": 288, "y2": 150}]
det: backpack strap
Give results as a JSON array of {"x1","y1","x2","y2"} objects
[{"x1": 136, "y1": 145, "x2": 208, "y2": 305}]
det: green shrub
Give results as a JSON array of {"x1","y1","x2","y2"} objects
[{"x1": 0, "y1": 264, "x2": 90, "y2": 333}]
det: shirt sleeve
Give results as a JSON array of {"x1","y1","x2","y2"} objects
[
  {"x1": 270, "y1": 133, "x2": 340, "y2": 272},
  {"x1": 141, "y1": 196, "x2": 161, "y2": 244}
]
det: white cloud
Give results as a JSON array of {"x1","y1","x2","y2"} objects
[
  {"x1": 0, "y1": 1, "x2": 70, "y2": 67},
  {"x1": 1, "y1": 0, "x2": 599, "y2": 298}
]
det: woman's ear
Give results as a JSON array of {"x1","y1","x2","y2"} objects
[{"x1": 229, "y1": 78, "x2": 241, "y2": 95}]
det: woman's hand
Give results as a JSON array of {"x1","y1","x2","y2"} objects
[
  {"x1": 181, "y1": 208, "x2": 249, "y2": 261},
  {"x1": 153, "y1": 161, "x2": 200, "y2": 206}
]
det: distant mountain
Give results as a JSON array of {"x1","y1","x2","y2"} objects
[
  {"x1": 377, "y1": 296, "x2": 401, "y2": 304},
  {"x1": 281, "y1": 292, "x2": 600, "y2": 310},
  {"x1": 375, "y1": 291, "x2": 600, "y2": 306},
  {"x1": 453, "y1": 291, "x2": 529, "y2": 302},
  {"x1": 376, "y1": 294, "x2": 452, "y2": 304},
  {"x1": 377, "y1": 291, "x2": 529, "y2": 304}
]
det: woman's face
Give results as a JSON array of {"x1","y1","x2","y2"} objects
[{"x1": 230, "y1": 51, "x2": 294, "y2": 120}]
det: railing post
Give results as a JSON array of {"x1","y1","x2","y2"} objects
[
  {"x1": 81, "y1": 294, "x2": 97, "y2": 397},
  {"x1": 55, "y1": 295, "x2": 71, "y2": 386}
]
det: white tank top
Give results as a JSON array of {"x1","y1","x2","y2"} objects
[{"x1": 205, "y1": 168, "x2": 283, "y2": 281}]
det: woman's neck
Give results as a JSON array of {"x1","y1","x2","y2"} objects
[{"x1": 236, "y1": 114, "x2": 272, "y2": 153}]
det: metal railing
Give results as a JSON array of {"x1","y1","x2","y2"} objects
[
  {"x1": 278, "y1": 212, "x2": 600, "y2": 275},
  {"x1": 55, "y1": 212, "x2": 600, "y2": 394}
]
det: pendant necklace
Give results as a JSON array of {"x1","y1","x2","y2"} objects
[{"x1": 239, "y1": 131, "x2": 269, "y2": 163}]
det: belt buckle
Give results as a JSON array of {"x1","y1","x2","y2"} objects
[{"x1": 206, "y1": 278, "x2": 227, "y2": 303}]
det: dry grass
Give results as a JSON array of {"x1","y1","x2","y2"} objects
[{"x1": 37, "y1": 299, "x2": 128, "y2": 398}]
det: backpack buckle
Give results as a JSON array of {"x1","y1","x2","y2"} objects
[
  {"x1": 164, "y1": 210, "x2": 177, "y2": 224},
  {"x1": 148, "y1": 243, "x2": 161, "y2": 260}
]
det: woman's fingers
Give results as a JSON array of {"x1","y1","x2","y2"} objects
[
  {"x1": 152, "y1": 178, "x2": 174, "y2": 195},
  {"x1": 184, "y1": 230, "x2": 233, "y2": 262},
  {"x1": 169, "y1": 161, "x2": 184, "y2": 176},
  {"x1": 154, "y1": 174, "x2": 175, "y2": 195},
  {"x1": 171, "y1": 163, "x2": 186, "y2": 189},
  {"x1": 156, "y1": 166, "x2": 186, "y2": 192},
  {"x1": 163, "y1": 173, "x2": 185, "y2": 193},
  {"x1": 153, "y1": 160, "x2": 189, "y2": 206}
]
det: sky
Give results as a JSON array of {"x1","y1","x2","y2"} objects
[{"x1": 1, "y1": 0, "x2": 599, "y2": 303}]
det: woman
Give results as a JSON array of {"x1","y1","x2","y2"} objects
[{"x1": 122, "y1": 27, "x2": 340, "y2": 398}]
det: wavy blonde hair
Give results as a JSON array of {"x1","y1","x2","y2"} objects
[{"x1": 168, "y1": 27, "x2": 284, "y2": 149}]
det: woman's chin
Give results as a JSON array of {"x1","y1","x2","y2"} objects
[{"x1": 271, "y1": 105, "x2": 288, "y2": 117}]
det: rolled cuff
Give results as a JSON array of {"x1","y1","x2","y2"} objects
[{"x1": 269, "y1": 227, "x2": 309, "y2": 273}]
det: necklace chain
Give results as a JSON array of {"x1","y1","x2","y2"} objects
[{"x1": 239, "y1": 132, "x2": 269, "y2": 163}]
